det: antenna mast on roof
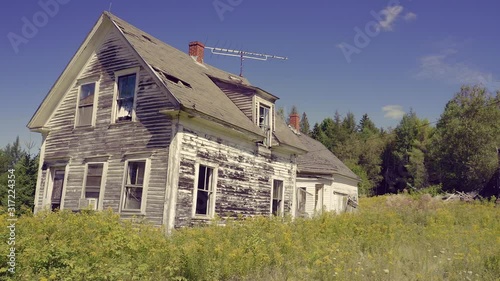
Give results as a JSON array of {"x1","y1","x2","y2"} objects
[
  {"x1": 204, "y1": 46, "x2": 288, "y2": 77},
  {"x1": 108, "y1": 2, "x2": 112, "y2": 12}
]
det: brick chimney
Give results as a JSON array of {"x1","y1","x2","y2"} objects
[
  {"x1": 189, "y1": 41, "x2": 204, "y2": 63},
  {"x1": 289, "y1": 113, "x2": 300, "y2": 131}
]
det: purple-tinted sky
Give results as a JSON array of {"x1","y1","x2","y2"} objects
[{"x1": 1, "y1": 0, "x2": 500, "y2": 150}]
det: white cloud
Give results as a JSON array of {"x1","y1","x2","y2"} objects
[
  {"x1": 404, "y1": 12, "x2": 417, "y2": 22},
  {"x1": 415, "y1": 49, "x2": 498, "y2": 88},
  {"x1": 382, "y1": 105, "x2": 405, "y2": 120},
  {"x1": 378, "y1": 5, "x2": 404, "y2": 31}
]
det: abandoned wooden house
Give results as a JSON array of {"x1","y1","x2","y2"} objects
[{"x1": 27, "y1": 12, "x2": 359, "y2": 232}]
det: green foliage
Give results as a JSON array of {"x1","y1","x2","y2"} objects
[
  {"x1": 430, "y1": 85, "x2": 500, "y2": 192},
  {"x1": 380, "y1": 110, "x2": 433, "y2": 194},
  {"x1": 312, "y1": 112, "x2": 384, "y2": 196},
  {"x1": 276, "y1": 107, "x2": 285, "y2": 121},
  {"x1": 308, "y1": 84, "x2": 500, "y2": 196},
  {"x1": 0, "y1": 138, "x2": 38, "y2": 215},
  {"x1": 299, "y1": 112, "x2": 310, "y2": 135},
  {"x1": 1, "y1": 196, "x2": 498, "y2": 280}
]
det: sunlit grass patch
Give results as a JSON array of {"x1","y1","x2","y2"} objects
[{"x1": 0, "y1": 195, "x2": 498, "y2": 280}]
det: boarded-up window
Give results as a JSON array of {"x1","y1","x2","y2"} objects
[
  {"x1": 272, "y1": 179, "x2": 284, "y2": 216},
  {"x1": 122, "y1": 161, "x2": 145, "y2": 210},
  {"x1": 195, "y1": 165, "x2": 215, "y2": 216},
  {"x1": 84, "y1": 163, "x2": 104, "y2": 205},
  {"x1": 77, "y1": 83, "x2": 95, "y2": 126}
]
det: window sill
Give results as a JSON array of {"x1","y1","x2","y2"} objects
[
  {"x1": 73, "y1": 125, "x2": 95, "y2": 132},
  {"x1": 191, "y1": 215, "x2": 214, "y2": 220},
  {"x1": 120, "y1": 210, "x2": 145, "y2": 216},
  {"x1": 108, "y1": 120, "x2": 136, "y2": 129}
]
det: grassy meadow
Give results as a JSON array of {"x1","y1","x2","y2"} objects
[{"x1": 0, "y1": 194, "x2": 498, "y2": 280}]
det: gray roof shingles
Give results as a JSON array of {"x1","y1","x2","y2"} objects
[
  {"x1": 107, "y1": 12, "x2": 263, "y2": 137},
  {"x1": 296, "y1": 133, "x2": 360, "y2": 180},
  {"x1": 106, "y1": 12, "x2": 307, "y2": 151}
]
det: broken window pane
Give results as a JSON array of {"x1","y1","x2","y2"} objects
[
  {"x1": 124, "y1": 186, "x2": 143, "y2": 210},
  {"x1": 116, "y1": 73, "x2": 136, "y2": 121},
  {"x1": 195, "y1": 165, "x2": 214, "y2": 216},
  {"x1": 123, "y1": 161, "x2": 146, "y2": 210}
]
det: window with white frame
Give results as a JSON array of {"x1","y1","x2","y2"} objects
[
  {"x1": 122, "y1": 161, "x2": 146, "y2": 210},
  {"x1": 83, "y1": 163, "x2": 105, "y2": 209},
  {"x1": 76, "y1": 82, "x2": 97, "y2": 126},
  {"x1": 194, "y1": 164, "x2": 216, "y2": 217},
  {"x1": 271, "y1": 179, "x2": 284, "y2": 216},
  {"x1": 255, "y1": 97, "x2": 274, "y2": 146},
  {"x1": 114, "y1": 70, "x2": 138, "y2": 122}
]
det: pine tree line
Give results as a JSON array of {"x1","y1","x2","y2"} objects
[{"x1": 308, "y1": 85, "x2": 500, "y2": 197}]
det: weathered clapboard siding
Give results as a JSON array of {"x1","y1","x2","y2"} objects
[
  {"x1": 212, "y1": 80, "x2": 254, "y2": 120},
  {"x1": 38, "y1": 29, "x2": 174, "y2": 225},
  {"x1": 174, "y1": 120, "x2": 296, "y2": 228}
]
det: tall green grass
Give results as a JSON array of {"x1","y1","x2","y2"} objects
[{"x1": 1, "y1": 195, "x2": 498, "y2": 280}]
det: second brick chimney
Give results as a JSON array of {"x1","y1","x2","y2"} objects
[
  {"x1": 189, "y1": 41, "x2": 205, "y2": 63},
  {"x1": 289, "y1": 113, "x2": 300, "y2": 131}
]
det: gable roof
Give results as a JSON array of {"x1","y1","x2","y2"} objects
[
  {"x1": 296, "y1": 133, "x2": 360, "y2": 180},
  {"x1": 28, "y1": 12, "x2": 307, "y2": 151},
  {"x1": 108, "y1": 12, "x2": 268, "y2": 138}
]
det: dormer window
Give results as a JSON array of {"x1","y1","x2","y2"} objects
[
  {"x1": 259, "y1": 104, "x2": 270, "y2": 131},
  {"x1": 255, "y1": 97, "x2": 274, "y2": 147},
  {"x1": 113, "y1": 68, "x2": 139, "y2": 122}
]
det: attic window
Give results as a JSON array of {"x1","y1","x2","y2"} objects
[
  {"x1": 255, "y1": 97, "x2": 274, "y2": 147},
  {"x1": 113, "y1": 68, "x2": 140, "y2": 123},
  {"x1": 153, "y1": 67, "x2": 192, "y2": 88},
  {"x1": 76, "y1": 82, "x2": 97, "y2": 127}
]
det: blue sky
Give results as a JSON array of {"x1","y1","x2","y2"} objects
[{"x1": 1, "y1": 0, "x2": 499, "y2": 150}]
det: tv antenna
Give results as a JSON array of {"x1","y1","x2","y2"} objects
[{"x1": 205, "y1": 46, "x2": 288, "y2": 77}]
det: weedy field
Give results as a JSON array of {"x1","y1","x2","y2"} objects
[{"x1": 0, "y1": 194, "x2": 498, "y2": 281}]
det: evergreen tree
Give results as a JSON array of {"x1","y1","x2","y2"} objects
[
  {"x1": 0, "y1": 137, "x2": 39, "y2": 214},
  {"x1": 276, "y1": 107, "x2": 285, "y2": 121},
  {"x1": 300, "y1": 112, "x2": 310, "y2": 135}
]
